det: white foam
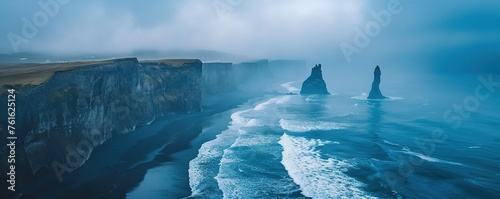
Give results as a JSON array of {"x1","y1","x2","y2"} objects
[
  {"x1": 215, "y1": 126, "x2": 298, "y2": 198},
  {"x1": 468, "y1": 146, "x2": 481, "y2": 149},
  {"x1": 387, "y1": 97, "x2": 404, "y2": 100},
  {"x1": 351, "y1": 93, "x2": 404, "y2": 101},
  {"x1": 338, "y1": 113, "x2": 353, "y2": 118},
  {"x1": 305, "y1": 95, "x2": 328, "y2": 102},
  {"x1": 383, "y1": 140, "x2": 401, "y2": 147},
  {"x1": 276, "y1": 95, "x2": 292, "y2": 104},
  {"x1": 245, "y1": 119, "x2": 263, "y2": 127},
  {"x1": 229, "y1": 133, "x2": 277, "y2": 148},
  {"x1": 279, "y1": 118, "x2": 348, "y2": 133},
  {"x1": 190, "y1": 101, "x2": 289, "y2": 198},
  {"x1": 402, "y1": 148, "x2": 464, "y2": 166},
  {"x1": 253, "y1": 96, "x2": 292, "y2": 111},
  {"x1": 254, "y1": 98, "x2": 280, "y2": 111},
  {"x1": 230, "y1": 110, "x2": 251, "y2": 126},
  {"x1": 188, "y1": 110, "x2": 251, "y2": 198},
  {"x1": 279, "y1": 133, "x2": 376, "y2": 199},
  {"x1": 188, "y1": 131, "x2": 237, "y2": 198},
  {"x1": 281, "y1": 81, "x2": 300, "y2": 93}
]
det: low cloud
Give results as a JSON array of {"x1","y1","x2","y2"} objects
[{"x1": 1, "y1": 0, "x2": 499, "y2": 72}]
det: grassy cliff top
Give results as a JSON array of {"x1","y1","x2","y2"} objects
[
  {"x1": 202, "y1": 62, "x2": 233, "y2": 65},
  {"x1": 140, "y1": 59, "x2": 201, "y2": 67},
  {"x1": 0, "y1": 58, "x2": 200, "y2": 93}
]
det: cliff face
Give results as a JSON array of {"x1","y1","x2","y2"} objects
[
  {"x1": 234, "y1": 59, "x2": 272, "y2": 85},
  {"x1": 202, "y1": 62, "x2": 236, "y2": 95},
  {"x1": 199, "y1": 59, "x2": 273, "y2": 94},
  {"x1": 0, "y1": 58, "x2": 202, "y2": 191},
  {"x1": 368, "y1": 66, "x2": 387, "y2": 99},
  {"x1": 268, "y1": 60, "x2": 307, "y2": 80},
  {"x1": 300, "y1": 64, "x2": 330, "y2": 95}
]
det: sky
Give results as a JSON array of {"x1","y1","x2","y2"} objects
[{"x1": 0, "y1": 0, "x2": 499, "y2": 73}]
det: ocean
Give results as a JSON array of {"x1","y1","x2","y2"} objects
[
  {"x1": 131, "y1": 73, "x2": 500, "y2": 198},
  {"x1": 123, "y1": 74, "x2": 500, "y2": 199}
]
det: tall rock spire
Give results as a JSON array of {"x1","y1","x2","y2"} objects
[
  {"x1": 368, "y1": 65, "x2": 387, "y2": 99},
  {"x1": 300, "y1": 64, "x2": 330, "y2": 95}
]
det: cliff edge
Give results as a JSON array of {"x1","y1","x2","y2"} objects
[{"x1": 0, "y1": 58, "x2": 202, "y2": 193}]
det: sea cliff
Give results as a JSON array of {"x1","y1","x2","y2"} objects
[{"x1": 0, "y1": 58, "x2": 202, "y2": 193}]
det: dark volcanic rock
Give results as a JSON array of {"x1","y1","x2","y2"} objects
[
  {"x1": 300, "y1": 64, "x2": 330, "y2": 95},
  {"x1": 368, "y1": 65, "x2": 388, "y2": 99}
]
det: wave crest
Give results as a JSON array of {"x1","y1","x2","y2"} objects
[
  {"x1": 279, "y1": 119, "x2": 348, "y2": 133},
  {"x1": 279, "y1": 133, "x2": 377, "y2": 198}
]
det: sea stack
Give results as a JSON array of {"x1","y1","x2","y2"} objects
[
  {"x1": 300, "y1": 64, "x2": 330, "y2": 95},
  {"x1": 368, "y1": 65, "x2": 388, "y2": 99}
]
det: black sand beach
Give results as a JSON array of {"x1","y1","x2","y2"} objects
[
  {"x1": 127, "y1": 95, "x2": 267, "y2": 199},
  {"x1": 21, "y1": 91, "x2": 267, "y2": 199}
]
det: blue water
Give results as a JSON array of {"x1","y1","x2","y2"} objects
[{"x1": 188, "y1": 75, "x2": 500, "y2": 198}]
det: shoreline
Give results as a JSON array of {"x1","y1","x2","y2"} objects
[
  {"x1": 127, "y1": 94, "x2": 268, "y2": 198},
  {"x1": 21, "y1": 90, "x2": 270, "y2": 199}
]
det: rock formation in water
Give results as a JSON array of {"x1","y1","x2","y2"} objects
[
  {"x1": 300, "y1": 64, "x2": 330, "y2": 95},
  {"x1": 368, "y1": 65, "x2": 388, "y2": 99}
]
